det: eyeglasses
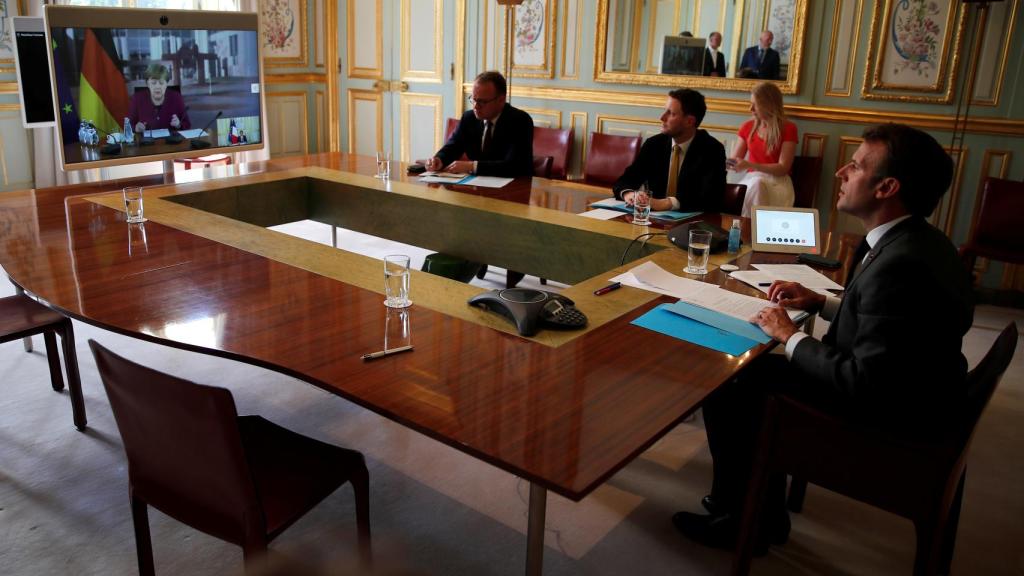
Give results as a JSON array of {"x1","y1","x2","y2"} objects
[{"x1": 468, "y1": 95, "x2": 500, "y2": 107}]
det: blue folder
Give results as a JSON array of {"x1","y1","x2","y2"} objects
[
  {"x1": 587, "y1": 200, "x2": 700, "y2": 222},
  {"x1": 663, "y1": 301, "x2": 772, "y2": 344},
  {"x1": 631, "y1": 304, "x2": 759, "y2": 356}
]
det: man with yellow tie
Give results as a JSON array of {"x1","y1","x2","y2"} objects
[{"x1": 613, "y1": 88, "x2": 726, "y2": 212}]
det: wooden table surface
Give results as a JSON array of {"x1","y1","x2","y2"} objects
[{"x1": 0, "y1": 153, "x2": 796, "y2": 502}]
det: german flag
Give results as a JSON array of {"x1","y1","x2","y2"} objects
[{"x1": 78, "y1": 28, "x2": 130, "y2": 137}]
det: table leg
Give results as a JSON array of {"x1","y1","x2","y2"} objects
[
  {"x1": 525, "y1": 482, "x2": 547, "y2": 576},
  {"x1": 15, "y1": 285, "x2": 33, "y2": 352},
  {"x1": 332, "y1": 225, "x2": 338, "y2": 248}
]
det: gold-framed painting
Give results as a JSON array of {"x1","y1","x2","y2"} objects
[
  {"x1": 262, "y1": 0, "x2": 309, "y2": 68},
  {"x1": 512, "y1": 0, "x2": 556, "y2": 79},
  {"x1": 861, "y1": 0, "x2": 967, "y2": 103},
  {"x1": 0, "y1": 0, "x2": 28, "y2": 64}
]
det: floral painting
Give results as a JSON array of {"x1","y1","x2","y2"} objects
[
  {"x1": 512, "y1": 0, "x2": 555, "y2": 78},
  {"x1": 888, "y1": 0, "x2": 943, "y2": 78},
  {"x1": 262, "y1": 0, "x2": 307, "y2": 66},
  {"x1": 767, "y1": 0, "x2": 796, "y2": 64}
]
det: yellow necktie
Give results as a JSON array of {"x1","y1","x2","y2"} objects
[{"x1": 667, "y1": 144, "x2": 682, "y2": 197}]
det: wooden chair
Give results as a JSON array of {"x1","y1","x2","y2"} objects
[
  {"x1": 532, "y1": 126, "x2": 573, "y2": 179},
  {"x1": 734, "y1": 323, "x2": 1019, "y2": 576},
  {"x1": 89, "y1": 340, "x2": 371, "y2": 575},
  {"x1": 532, "y1": 155, "x2": 554, "y2": 179},
  {"x1": 443, "y1": 117, "x2": 468, "y2": 161},
  {"x1": 790, "y1": 155, "x2": 823, "y2": 208},
  {"x1": 959, "y1": 177, "x2": 1024, "y2": 278},
  {"x1": 583, "y1": 132, "x2": 642, "y2": 187},
  {"x1": 0, "y1": 294, "x2": 86, "y2": 430},
  {"x1": 722, "y1": 183, "x2": 748, "y2": 216}
]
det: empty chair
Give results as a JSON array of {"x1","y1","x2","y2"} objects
[
  {"x1": 532, "y1": 155, "x2": 554, "y2": 178},
  {"x1": 722, "y1": 184, "x2": 748, "y2": 216},
  {"x1": 790, "y1": 155, "x2": 823, "y2": 208},
  {"x1": 959, "y1": 177, "x2": 1024, "y2": 278},
  {"x1": 582, "y1": 132, "x2": 642, "y2": 187},
  {"x1": 734, "y1": 323, "x2": 1018, "y2": 576},
  {"x1": 1, "y1": 294, "x2": 85, "y2": 430},
  {"x1": 89, "y1": 340, "x2": 371, "y2": 575},
  {"x1": 532, "y1": 126, "x2": 573, "y2": 179}
]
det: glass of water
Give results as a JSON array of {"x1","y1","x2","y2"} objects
[
  {"x1": 685, "y1": 229, "x2": 712, "y2": 275},
  {"x1": 384, "y1": 254, "x2": 412, "y2": 308},
  {"x1": 632, "y1": 186, "x2": 651, "y2": 226},
  {"x1": 375, "y1": 150, "x2": 392, "y2": 180},
  {"x1": 123, "y1": 186, "x2": 146, "y2": 224}
]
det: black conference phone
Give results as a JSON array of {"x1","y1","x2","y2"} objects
[
  {"x1": 667, "y1": 221, "x2": 729, "y2": 253},
  {"x1": 468, "y1": 289, "x2": 587, "y2": 337}
]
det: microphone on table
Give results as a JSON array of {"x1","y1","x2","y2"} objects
[
  {"x1": 165, "y1": 106, "x2": 189, "y2": 145},
  {"x1": 90, "y1": 123, "x2": 122, "y2": 155},
  {"x1": 190, "y1": 110, "x2": 222, "y2": 150}
]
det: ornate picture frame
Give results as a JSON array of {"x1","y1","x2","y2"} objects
[
  {"x1": 0, "y1": 0, "x2": 27, "y2": 64},
  {"x1": 262, "y1": 0, "x2": 308, "y2": 68},
  {"x1": 861, "y1": 0, "x2": 967, "y2": 103},
  {"x1": 512, "y1": 0, "x2": 556, "y2": 79}
]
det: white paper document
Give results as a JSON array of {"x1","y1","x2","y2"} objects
[
  {"x1": 750, "y1": 264, "x2": 844, "y2": 291},
  {"x1": 578, "y1": 208, "x2": 624, "y2": 220},
  {"x1": 464, "y1": 176, "x2": 514, "y2": 188}
]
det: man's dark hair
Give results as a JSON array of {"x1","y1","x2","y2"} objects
[
  {"x1": 861, "y1": 124, "x2": 953, "y2": 217},
  {"x1": 667, "y1": 88, "x2": 706, "y2": 127},
  {"x1": 475, "y1": 71, "x2": 507, "y2": 96}
]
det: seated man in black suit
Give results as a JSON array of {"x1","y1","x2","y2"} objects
[
  {"x1": 673, "y1": 124, "x2": 974, "y2": 553},
  {"x1": 738, "y1": 30, "x2": 780, "y2": 80},
  {"x1": 613, "y1": 88, "x2": 726, "y2": 213},
  {"x1": 703, "y1": 31, "x2": 726, "y2": 77},
  {"x1": 422, "y1": 71, "x2": 533, "y2": 178}
]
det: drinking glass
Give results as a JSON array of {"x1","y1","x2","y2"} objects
[
  {"x1": 632, "y1": 186, "x2": 651, "y2": 226},
  {"x1": 384, "y1": 254, "x2": 412, "y2": 308},
  {"x1": 123, "y1": 186, "x2": 146, "y2": 223},
  {"x1": 384, "y1": 308, "x2": 411, "y2": 351},
  {"x1": 375, "y1": 150, "x2": 392, "y2": 180},
  {"x1": 685, "y1": 230, "x2": 712, "y2": 275}
]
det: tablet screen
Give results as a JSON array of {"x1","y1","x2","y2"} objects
[{"x1": 754, "y1": 209, "x2": 817, "y2": 249}]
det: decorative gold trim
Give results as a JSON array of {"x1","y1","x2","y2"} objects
[
  {"x1": 456, "y1": 0, "x2": 467, "y2": 110},
  {"x1": 519, "y1": 106, "x2": 563, "y2": 129},
  {"x1": 934, "y1": 147, "x2": 967, "y2": 236},
  {"x1": 400, "y1": 0, "x2": 444, "y2": 83},
  {"x1": 347, "y1": 88, "x2": 384, "y2": 154},
  {"x1": 347, "y1": 0, "x2": 383, "y2": 79},
  {"x1": 0, "y1": 82, "x2": 18, "y2": 94},
  {"x1": 510, "y1": 0, "x2": 558, "y2": 78},
  {"x1": 643, "y1": 0, "x2": 663, "y2": 74},
  {"x1": 972, "y1": 0, "x2": 1019, "y2": 107},
  {"x1": 314, "y1": 0, "x2": 322, "y2": 68},
  {"x1": 265, "y1": 91, "x2": 310, "y2": 156},
  {"x1": 828, "y1": 137, "x2": 862, "y2": 240},
  {"x1": 595, "y1": 113, "x2": 659, "y2": 135},
  {"x1": 264, "y1": 0, "x2": 310, "y2": 68},
  {"x1": 0, "y1": 67, "x2": 14, "y2": 75},
  {"x1": 628, "y1": 0, "x2": 642, "y2": 74},
  {"x1": 559, "y1": 0, "x2": 582, "y2": 80},
  {"x1": 0, "y1": 119, "x2": 7, "y2": 186},
  {"x1": 399, "y1": 92, "x2": 443, "y2": 163},
  {"x1": 264, "y1": 73, "x2": 328, "y2": 84},
  {"x1": 483, "y1": 0, "x2": 491, "y2": 70},
  {"x1": 801, "y1": 133, "x2": 827, "y2": 158},
  {"x1": 861, "y1": 0, "x2": 967, "y2": 102},
  {"x1": 0, "y1": 104, "x2": 19, "y2": 111},
  {"x1": 728, "y1": 0, "x2": 747, "y2": 78},
  {"x1": 571, "y1": 111, "x2": 587, "y2": 179},
  {"x1": 594, "y1": 0, "x2": 808, "y2": 94},
  {"x1": 327, "y1": 0, "x2": 339, "y2": 151},
  {"x1": 315, "y1": 90, "x2": 325, "y2": 152},
  {"x1": 824, "y1": 0, "x2": 864, "y2": 98}
]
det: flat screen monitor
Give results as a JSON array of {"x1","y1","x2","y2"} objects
[
  {"x1": 750, "y1": 206, "x2": 821, "y2": 254},
  {"x1": 660, "y1": 36, "x2": 705, "y2": 76},
  {"x1": 12, "y1": 17, "x2": 57, "y2": 127},
  {"x1": 44, "y1": 5, "x2": 264, "y2": 170}
]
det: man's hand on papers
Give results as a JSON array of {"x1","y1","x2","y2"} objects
[
  {"x1": 444, "y1": 160, "x2": 474, "y2": 174},
  {"x1": 751, "y1": 305, "x2": 799, "y2": 344},
  {"x1": 420, "y1": 157, "x2": 443, "y2": 171},
  {"x1": 767, "y1": 281, "x2": 826, "y2": 312}
]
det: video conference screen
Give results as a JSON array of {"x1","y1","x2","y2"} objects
[
  {"x1": 753, "y1": 209, "x2": 818, "y2": 249},
  {"x1": 45, "y1": 6, "x2": 263, "y2": 170}
]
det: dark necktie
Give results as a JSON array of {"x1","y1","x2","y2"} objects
[
  {"x1": 481, "y1": 120, "x2": 493, "y2": 155},
  {"x1": 758, "y1": 48, "x2": 765, "y2": 64},
  {"x1": 845, "y1": 237, "x2": 871, "y2": 288}
]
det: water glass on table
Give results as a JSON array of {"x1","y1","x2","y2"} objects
[
  {"x1": 632, "y1": 187, "x2": 651, "y2": 226},
  {"x1": 375, "y1": 150, "x2": 392, "y2": 180},
  {"x1": 384, "y1": 254, "x2": 412, "y2": 308},
  {"x1": 685, "y1": 229, "x2": 712, "y2": 275},
  {"x1": 123, "y1": 186, "x2": 146, "y2": 223}
]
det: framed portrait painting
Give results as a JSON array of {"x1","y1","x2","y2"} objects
[
  {"x1": 862, "y1": 0, "x2": 967, "y2": 102},
  {"x1": 512, "y1": 0, "x2": 556, "y2": 78},
  {"x1": 262, "y1": 0, "x2": 308, "y2": 68}
]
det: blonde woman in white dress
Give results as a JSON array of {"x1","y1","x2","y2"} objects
[{"x1": 729, "y1": 82, "x2": 797, "y2": 216}]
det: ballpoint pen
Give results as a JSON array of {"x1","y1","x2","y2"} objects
[
  {"x1": 594, "y1": 282, "x2": 622, "y2": 296},
  {"x1": 758, "y1": 282, "x2": 772, "y2": 286},
  {"x1": 361, "y1": 345, "x2": 414, "y2": 361}
]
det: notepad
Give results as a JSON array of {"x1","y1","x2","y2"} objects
[{"x1": 631, "y1": 304, "x2": 759, "y2": 355}]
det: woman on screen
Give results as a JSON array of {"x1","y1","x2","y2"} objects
[
  {"x1": 728, "y1": 82, "x2": 797, "y2": 216},
  {"x1": 129, "y1": 63, "x2": 191, "y2": 134}
]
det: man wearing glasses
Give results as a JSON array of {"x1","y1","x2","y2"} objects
[{"x1": 421, "y1": 71, "x2": 534, "y2": 177}]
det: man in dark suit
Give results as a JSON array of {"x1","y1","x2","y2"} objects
[
  {"x1": 703, "y1": 31, "x2": 726, "y2": 77},
  {"x1": 673, "y1": 124, "x2": 974, "y2": 553},
  {"x1": 612, "y1": 88, "x2": 725, "y2": 212},
  {"x1": 739, "y1": 30, "x2": 780, "y2": 80},
  {"x1": 423, "y1": 71, "x2": 533, "y2": 177}
]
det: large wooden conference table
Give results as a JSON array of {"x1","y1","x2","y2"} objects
[{"x1": 0, "y1": 154, "x2": 796, "y2": 574}]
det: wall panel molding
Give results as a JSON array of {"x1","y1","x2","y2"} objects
[
  {"x1": 348, "y1": 0, "x2": 383, "y2": 79},
  {"x1": 347, "y1": 89, "x2": 383, "y2": 155},
  {"x1": 801, "y1": 134, "x2": 827, "y2": 158},
  {"x1": 266, "y1": 91, "x2": 309, "y2": 157},
  {"x1": 400, "y1": 93, "x2": 442, "y2": 164},
  {"x1": 971, "y1": 0, "x2": 1019, "y2": 106},
  {"x1": 559, "y1": 0, "x2": 582, "y2": 80},
  {"x1": 570, "y1": 112, "x2": 587, "y2": 180},
  {"x1": 401, "y1": 0, "x2": 443, "y2": 83},
  {"x1": 824, "y1": 0, "x2": 863, "y2": 98},
  {"x1": 520, "y1": 107, "x2": 562, "y2": 129}
]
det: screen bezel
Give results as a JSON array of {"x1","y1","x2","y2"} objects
[
  {"x1": 12, "y1": 17, "x2": 57, "y2": 128},
  {"x1": 750, "y1": 206, "x2": 821, "y2": 255},
  {"x1": 43, "y1": 5, "x2": 265, "y2": 171}
]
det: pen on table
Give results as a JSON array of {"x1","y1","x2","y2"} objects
[
  {"x1": 758, "y1": 282, "x2": 772, "y2": 287},
  {"x1": 594, "y1": 282, "x2": 622, "y2": 296},
  {"x1": 361, "y1": 345, "x2": 414, "y2": 361}
]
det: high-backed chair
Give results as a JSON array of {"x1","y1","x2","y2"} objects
[
  {"x1": 444, "y1": 117, "x2": 459, "y2": 142},
  {"x1": 722, "y1": 184, "x2": 748, "y2": 216},
  {"x1": 1, "y1": 294, "x2": 86, "y2": 430},
  {"x1": 532, "y1": 126, "x2": 573, "y2": 179},
  {"x1": 532, "y1": 155, "x2": 554, "y2": 179},
  {"x1": 733, "y1": 322, "x2": 1019, "y2": 576},
  {"x1": 89, "y1": 340, "x2": 371, "y2": 575},
  {"x1": 583, "y1": 132, "x2": 642, "y2": 187},
  {"x1": 790, "y1": 155, "x2": 823, "y2": 208},
  {"x1": 959, "y1": 177, "x2": 1024, "y2": 278}
]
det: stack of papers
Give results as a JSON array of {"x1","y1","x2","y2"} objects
[
  {"x1": 729, "y1": 264, "x2": 844, "y2": 295},
  {"x1": 587, "y1": 198, "x2": 700, "y2": 222},
  {"x1": 419, "y1": 172, "x2": 513, "y2": 188}
]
